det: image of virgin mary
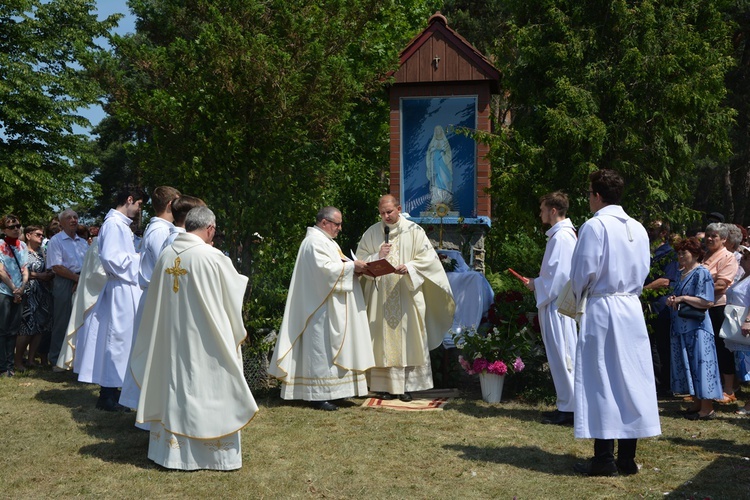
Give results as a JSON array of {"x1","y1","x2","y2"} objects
[{"x1": 426, "y1": 125, "x2": 453, "y2": 205}]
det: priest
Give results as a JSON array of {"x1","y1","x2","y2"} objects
[
  {"x1": 130, "y1": 206, "x2": 258, "y2": 470},
  {"x1": 269, "y1": 206, "x2": 375, "y2": 411},
  {"x1": 356, "y1": 195, "x2": 455, "y2": 401}
]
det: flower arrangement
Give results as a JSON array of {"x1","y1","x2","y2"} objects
[
  {"x1": 439, "y1": 252, "x2": 457, "y2": 272},
  {"x1": 453, "y1": 289, "x2": 537, "y2": 376}
]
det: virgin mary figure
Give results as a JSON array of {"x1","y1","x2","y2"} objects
[{"x1": 426, "y1": 125, "x2": 453, "y2": 205}]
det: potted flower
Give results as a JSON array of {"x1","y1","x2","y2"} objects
[{"x1": 452, "y1": 290, "x2": 535, "y2": 402}]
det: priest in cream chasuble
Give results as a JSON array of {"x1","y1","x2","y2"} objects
[
  {"x1": 269, "y1": 207, "x2": 375, "y2": 409},
  {"x1": 130, "y1": 207, "x2": 258, "y2": 471},
  {"x1": 356, "y1": 195, "x2": 455, "y2": 396}
]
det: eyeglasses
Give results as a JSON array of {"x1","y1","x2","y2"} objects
[
  {"x1": 30, "y1": 232, "x2": 44, "y2": 237},
  {"x1": 325, "y1": 219, "x2": 342, "y2": 228},
  {"x1": 5, "y1": 224, "x2": 21, "y2": 230}
]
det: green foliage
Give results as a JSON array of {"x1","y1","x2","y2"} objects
[
  {"x1": 451, "y1": 0, "x2": 736, "y2": 243},
  {"x1": 92, "y1": 0, "x2": 437, "y2": 342},
  {"x1": 485, "y1": 228, "x2": 547, "y2": 282},
  {"x1": 0, "y1": 0, "x2": 116, "y2": 223}
]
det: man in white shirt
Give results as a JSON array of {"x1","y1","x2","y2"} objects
[{"x1": 46, "y1": 209, "x2": 89, "y2": 367}]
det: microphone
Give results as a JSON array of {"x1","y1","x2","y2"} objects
[{"x1": 384, "y1": 225, "x2": 390, "y2": 244}]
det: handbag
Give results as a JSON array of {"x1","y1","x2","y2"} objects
[
  {"x1": 677, "y1": 303, "x2": 707, "y2": 320},
  {"x1": 719, "y1": 304, "x2": 750, "y2": 346}
]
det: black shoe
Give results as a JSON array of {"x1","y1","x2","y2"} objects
[
  {"x1": 376, "y1": 392, "x2": 395, "y2": 400},
  {"x1": 616, "y1": 459, "x2": 640, "y2": 476},
  {"x1": 311, "y1": 401, "x2": 338, "y2": 411},
  {"x1": 96, "y1": 398, "x2": 131, "y2": 412},
  {"x1": 541, "y1": 410, "x2": 558, "y2": 419},
  {"x1": 685, "y1": 410, "x2": 715, "y2": 420},
  {"x1": 542, "y1": 411, "x2": 574, "y2": 426},
  {"x1": 573, "y1": 459, "x2": 618, "y2": 477},
  {"x1": 398, "y1": 393, "x2": 413, "y2": 402}
]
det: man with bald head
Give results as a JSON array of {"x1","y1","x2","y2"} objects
[
  {"x1": 270, "y1": 206, "x2": 375, "y2": 411},
  {"x1": 356, "y1": 195, "x2": 455, "y2": 401},
  {"x1": 46, "y1": 208, "x2": 89, "y2": 367}
]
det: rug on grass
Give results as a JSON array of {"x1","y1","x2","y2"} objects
[{"x1": 361, "y1": 388, "x2": 459, "y2": 411}]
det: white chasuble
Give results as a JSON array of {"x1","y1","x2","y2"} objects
[
  {"x1": 533, "y1": 218, "x2": 578, "y2": 412},
  {"x1": 75, "y1": 209, "x2": 141, "y2": 387},
  {"x1": 131, "y1": 232, "x2": 258, "y2": 471},
  {"x1": 269, "y1": 226, "x2": 375, "y2": 401},
  {"x1": 356, "y1": 217, "x2": 455, "y2": 393},
  {"x1": 570, "y1": 205, "x2": 661, "y2": 440}
]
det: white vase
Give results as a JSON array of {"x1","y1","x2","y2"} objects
[{"x1": 479, "y1": 372, "x2": 505, "y2": 403}]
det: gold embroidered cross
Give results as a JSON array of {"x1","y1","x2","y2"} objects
[{"x1": 165, "y1": 257, "x2": 188, "y2": 293}]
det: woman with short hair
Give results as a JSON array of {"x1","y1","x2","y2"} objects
[
  {"x1": 667, "y1": 237, "x2": 721, "y2": 419},
  {"x1": 702, "y1": 223, "x2": 739, "y2": 403}
]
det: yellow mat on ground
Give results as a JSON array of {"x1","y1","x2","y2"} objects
[{"x1": 361, "y1": 388, "x2": 459, "y2": 411}]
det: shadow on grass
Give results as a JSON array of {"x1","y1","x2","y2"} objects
[
  {"x1": 665, "y1": 455, "x2": 750, "y2": 498},
  {"x1": 444, "y1": 444, "x2": 579, "y2": 476},
  {"x1": 35, "y1": 385, "x2": 153, "y2": 469},
  {"x1": 447, "y1": 398, "x2": 543, "y2": 422}
]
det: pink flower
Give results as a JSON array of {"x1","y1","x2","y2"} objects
[
  {"x1": 487, "y1": 360, "x2": 508, "y2": 376},
  {"x1": 472, "y1": 358, "x2": 489, "y2": 374},
  {"x1": 458, "y1": 355, "x2": 475, "y2": 375},
  {"x1": 513, "y1": 357, "x2": 525, "y2": 372}
]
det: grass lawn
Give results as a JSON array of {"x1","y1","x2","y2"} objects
[{"x1": 1, "y1": 368, "x2": 749, "y2": 499}]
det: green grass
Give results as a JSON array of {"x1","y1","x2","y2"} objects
[{"x1": 2, "y1": 368, "x2": 750, "y2": 499}]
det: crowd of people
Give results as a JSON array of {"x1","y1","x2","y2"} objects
[
  {"x1": 4, "y1": 173, "x2": 750, "y2": 476},
  {"x1": 522, "y1": 170, "x2": 750, "y2": 476},
  {"x1": 1, "y1": 191, "x2": 455, "y2": 471}
]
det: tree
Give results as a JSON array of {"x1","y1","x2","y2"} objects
[
  {"x1": 0, "y1": 0, "x2": 118, "y2": 223},
  {"x1": 92, "y1": 0, "x2": 438, "y2": 333},
  {"x1": 448, "y1": 0, "x2": 735, "y2": 240}
]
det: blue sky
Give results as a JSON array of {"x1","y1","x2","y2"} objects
[{"x1": 76, "y1": 1, "x2": 136, "y2": 133}]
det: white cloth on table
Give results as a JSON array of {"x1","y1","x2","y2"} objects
[{"x1": 441, "y1": 271, "x2": 494, "y2": 348}]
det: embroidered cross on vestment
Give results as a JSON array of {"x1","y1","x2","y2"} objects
[{"x1": 165, "y1": 257, "x2": 188, "y2": 292}]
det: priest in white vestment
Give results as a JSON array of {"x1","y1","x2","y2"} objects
[
  {"x1": 356, "y1": 195, "x2": 455, "y2": 401},
  {"x1": 75, "y1": 188, "x2": 145, "y2": 411},
  {"x1": 131, "y1": 206, "x2": 258, "y2": 470},
  {"x1": 570, "y1": 170, "x2": 661, "y2": 477},
  {"x1": 119, "y1": 186, "x2": 180, "y2": 413},
  {"x1": 270, "y1": 206, "x2": 375, "y2": 411},
  {"x1": 524, "y1": 192, "x2": 578, "y2": 425}
]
